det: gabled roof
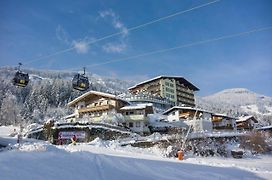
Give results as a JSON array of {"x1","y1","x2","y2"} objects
[
  {"x1": 163, "y1": 106, "x2": 212, "y2": 115},
  {"x1": 236, "y1": 115, "x2": 258, "y2": 123},
  {"x1": 64, "y1": 113, "x2": 77, "y2": 119},
  {"x1": 67, "y1": 91, "x2": 128, "y2": 107},
  {"x1": 256, "y1": 125, "x2": 272, "y2": 130},
  {"x1": 128, "y1": 75, "x2": 199, "y2": 91}
]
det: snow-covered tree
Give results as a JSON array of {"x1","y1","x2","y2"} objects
[{"x1": 0, "y1": 92, "x2": 22, "y2": 125}]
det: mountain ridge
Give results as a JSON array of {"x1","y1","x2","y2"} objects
[{"x1": 196, "y1": 88, "x2": 272, "y2": 125}]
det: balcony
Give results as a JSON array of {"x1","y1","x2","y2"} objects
[
  {"x1": 177, "y1": 93, "x2": 195, "y2": 100},
  {"x1": 212, "y1": 117, "x2": 223, "y2": 122},
  {"x1": 123, "y1": 114, "x2": 147, "y2": 121},
  {"x1": 122, "y1": 94, "x2": 173, "y2": 105},
  {"x1": 78, "y1": 104, "x2": 114, "y2": 113},
  {"x1": 176, "y1": 86, "x2": 194, "y2": 95}
]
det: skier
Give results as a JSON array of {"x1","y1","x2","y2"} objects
[
  {"x1": 71, "y1": 135, "x2": 77, "y2": 145},
  {"x1": 58, "y1": 134, "x2": 63, "y2": 145}
]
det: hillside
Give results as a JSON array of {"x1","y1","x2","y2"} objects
[
  {"x1": 0, "y1": 67, "x2": 133, "y2": 94},
  {"x1": 196, "y1": 88, "x2": 272, "y2": 125},
  {"x1": 0, "y1": 67, "x2": 133, "y2": 125},
  {"x1": 1, "y1": 67, "x2": 271, "y2": 126}
]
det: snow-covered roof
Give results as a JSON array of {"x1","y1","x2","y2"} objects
[
  {"x1": 51, "y1": 122, "x2": 132, "y2": 134},
  {"x1": 64, "y1": 113, "x2": 77, "y2": 119},
  {"x1": 188, "y1": 131, "x2": 247, "y2": 139},
  {"x1": 26, "y1": 127, "x2": 44, "y2": 135},
  {"x1": 163, "y1": 106, "x2": 212, "y2": 115},
  {"x1": 212, "y1": 113, "x2": 228, "y2": 117},
  {"x1": 128, "y1": 75, "x2": 199, "y2": 91},
  {"x1": 236, "y1": 115, "x2": 258, "y2": 123},
  {"x1": 149, "y1": 119, "x2": 188, "y2": 128},
  {"x1": 212, "y1": 113, "x2": 237, "y2": 119},
  {"x1": 120, "y1": 103, "x2": 153, "y2": 110},
  {"x1": 67, "y1": 90, "x2": 128, "y2": 107},
  {"x1": 256, "y1": 125, "x2": 272, "y2": 130}
]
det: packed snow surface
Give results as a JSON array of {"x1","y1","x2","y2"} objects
[
  {"x1": 0, "y1": 126, "x2": 272, "y2": 180},
  {"x1": 0, "y1": 141, "x2": 271, "y2": 180}
]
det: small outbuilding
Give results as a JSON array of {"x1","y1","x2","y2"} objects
[{"x1": 236, "y1": 115, "x2": 258, "y2": 130}]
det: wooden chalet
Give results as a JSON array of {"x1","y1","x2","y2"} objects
[
  {"x1": 163, "y1": 106, "x2": 213, "y2": 132},
  {"x1": 236, "y1": 115, "x2": 258, "y2": 130},
  {"x1": 212, "y1": 113, "x2": 237, "y2": 131},
  {"x1": 67, "y1": 91, "x2": 129, "y2": 122}
]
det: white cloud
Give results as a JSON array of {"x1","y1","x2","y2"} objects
[
  {"x1": 99, "y1": 10, "x2": 129, "y2": 53},
  {"x1": 112, "y1": 19, "x2": 128, "y2": 37},
  {"x1": 102, "y1": 42, "x2": 127, "y2": 53},
  {"x1": 99, "y1": 10, "x2": 129, "y2": 38},
  {"x1": 55, "y1": 10, "x2": 129, "y2": 55},
  {"x1": 72, "y1": 40, "x2": 89, "y2": 54},
  {"x1": 56, "y1": 25, "x2": 91, "y2": 54},
  {"x1": 56, "y1": 25, "x2": 70, "y2": 44}
]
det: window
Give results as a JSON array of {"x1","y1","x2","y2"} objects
[
  {"x1": 129, "y1": 111, "x2": 134, "y2": 115},
  {"x1": 136, "y1": 122, "x2": 140, "y2": 127},
  {"x1": 172, "y1": 111, "x2": 175, "y2": 116},
  {"x1": 166, "y1": 87, "x2": 174, "y2": 93},
  {"x1": 129, "y1": 122, "x2": 133, "y2": 127},
  {"x1": 126, "y1": 112, "x2": 129, "y2": 115}
]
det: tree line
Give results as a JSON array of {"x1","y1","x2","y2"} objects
[{"x1": 0, "y1": 67, "x2": 131, "y2": 126}]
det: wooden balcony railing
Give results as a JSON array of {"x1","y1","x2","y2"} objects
[{"x1": 78, "y1": 104, "x2": 114, "y2": 113}]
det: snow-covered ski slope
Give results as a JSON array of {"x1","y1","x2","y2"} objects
[
  {"x1": 0, "y1": 142, "x2": 272, "y2": 180},
  {"x1": 0, "y1": 126, "x2": 272, "y2": 180}
]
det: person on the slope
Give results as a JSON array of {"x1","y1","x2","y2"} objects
[{"x1": 71, "y1": 135, "x2": 77, "y2": 145}]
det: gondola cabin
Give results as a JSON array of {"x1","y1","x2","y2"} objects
[
  {"x1": 72, "y1": 74, "x2": 90, "y2": 91},
  {"x1": 12, "y1": 71, "x2": 29, "y2": 87}
]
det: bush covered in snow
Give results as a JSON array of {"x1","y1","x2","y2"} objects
[{"x1": 239, "y1": 131, "x2": 271, "y2": 154}]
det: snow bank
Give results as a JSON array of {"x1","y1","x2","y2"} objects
[
  {"x1": 0, "y1": 126, "x2": 19, "y2": 137},
  {"x1": 16, "y1": 142, "x2": 55, "y2": 152}
]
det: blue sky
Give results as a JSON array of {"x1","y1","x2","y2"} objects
[{"x1": 1, "y1": 0, "x2": 272, "y2": 96}]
